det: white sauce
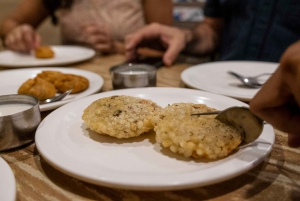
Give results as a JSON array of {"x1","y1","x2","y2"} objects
[{"x1": 0, "y1": 104, "x2": 32, "y2": 117}]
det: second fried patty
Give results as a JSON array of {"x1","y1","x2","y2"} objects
[{"x1": 154, "y1": 103, "x2": 243, "y2": 159}]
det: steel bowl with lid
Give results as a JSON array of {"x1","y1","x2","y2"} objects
[{"x1": 110, "y1": 63, "x2": 157, "y2": 89}]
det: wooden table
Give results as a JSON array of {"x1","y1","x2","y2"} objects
[{"x1": 0, "y1": 54, "x2": 299, "y2": 201}]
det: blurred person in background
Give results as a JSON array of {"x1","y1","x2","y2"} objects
[
  {"x1": 0, "y1": 0, "x2": 173, "y2": 54},
  {"x1": 125, "y1": 0, "x2": 300, "y2": 147},
  {"x1": 125, "y1": 0, "x2": 300, "y2": 66}
]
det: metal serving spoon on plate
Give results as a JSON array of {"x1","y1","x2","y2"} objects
[
  {"x1": 192, "y1": 106, "x2": 264, "y2": 146},
  {"x1": 228, "y1": 71, "x2": 272, "y2": 88},
  {"x1": 39, "y1": 89, "x2": 72, "y2": 104}
]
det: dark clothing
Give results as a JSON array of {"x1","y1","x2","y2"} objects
[
  {"x1": 42, "y1": 0, "x2": 73, "y2": 24},
  {"x1": 204, "y1": 0, "x2": 300, "y2": 62}
]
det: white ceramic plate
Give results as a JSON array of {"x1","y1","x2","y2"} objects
[
  {"x1": 181, "y1": 61, "x2": 278, "y2": 101},
  {"x1": 35, "y1": 87, "x2": 275, "y2": 191},
  {"x1": 0, "y1": 157, "x2": 16, "y2": 201},
  {"x1": 0, "y1": 67, "x2": 103, "y2": 111},
  {"x1": 0, "y1": 46, "x2": 96, "y2": 67}
]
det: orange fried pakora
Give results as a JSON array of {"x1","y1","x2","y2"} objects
[
  {"x1": 54, "y1": 74, "x2": 89, "y2": 94},
  {"x1": 36, "y1": 71, "x2": 64, "y2": 84},
  {"x1": 18, "y1": 77, "x2": 56, "y2": 100},
  {"x1": 35, "y1": 46, "x2": 55, "y2": 59}
]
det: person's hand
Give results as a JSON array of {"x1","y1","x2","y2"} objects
[
  {"x1": 4, "y1": 24, "x2": 41, "y2": 52},
  {"x1": 125, "y1": 23, "x2": 191, "y2": 66},
  {"x1": 250, "y1": 41, "x2": 300, "y2": 147},
  {"x1": 81, "y1": 23, "x2": 119, "y2": 54}
]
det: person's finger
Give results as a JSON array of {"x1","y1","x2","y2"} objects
[
  {"x1": 4, "y1": 35, "x2": 15, "y2": 48},
  {"x1": 124, "y1": 34, "x2": 138, "y2": 60},
  {"x1": 82, "y1": 24, "x2": 106, "y2": 37},
  {"x1": 8, "y1": 31, "x2": 20, "y2": 50},
  {"x1": 80, "y1": 22, "x2": 98, "y2": 29},
  {"x1": 22, "y1": 27, "x2": 36, "y2": 50},
  {"x1": 125, "y1": 23, "x2": 163, "y2": 51},
  {"x1": 33, "y1": 33, "x2": 41, "y2": 49},
  {"x1": 160, "y1": 34, "x2": 184, "y2": 66},
  {"x1": 11, "y1": 28, "x2": 28, "y2": 52},
  {"x1": 258, "y1": 104, "x2": 300, "y2": 133},
  {"x1": 22, "y1": 25, "x2": 41, "y2": 50},
  {"x1": 94, "y1": 43, "x2": 111, "y2": 52},
  {"x1": 85, "y1": 35, "x2": 110, "y2": 45},
  {"x1": 250, "y1": 58, "x2": 300, "y2": 134},
  {"x1": 288, "y1": 133, "x2": 300, "y2": 148},
  {"x1": 250, "y1": 75, "x2": 300, "y2": 133}
]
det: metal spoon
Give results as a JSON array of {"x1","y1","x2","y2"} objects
[
  {"x1": 228, "y1": 71, "x2": 272, "y2": 88},
  {"x1": 39, "y1": 89, "x2": 72, "y2": 104},
  {"x1": 191, "y1": 106, "x2": 264, "y2": 146}
]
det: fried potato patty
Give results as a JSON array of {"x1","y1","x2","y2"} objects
[
  {"x1": 18, "y1": 77, "x2": 56, "y2": 100},
  {"x1": 154, "y1": 103, "x2": 243, "y2": 159},
  {"x1": 35, "y1": 46, "x2": 55, "y2": 59},
  {"x1": 36, "y1": 71, "x2": 64, "y2": 84},
  {"x1": 82, "y1": 95, "x2": 162, "y2": 138},
  {"x1": 54, "y1": 74, "x2": 89, "y2": 94}
]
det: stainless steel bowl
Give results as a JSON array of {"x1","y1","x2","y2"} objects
[
  {"x1": 0, "y1": 94, "x2": 41, "y2": 152},
  {"x1": 110, "y1": 64, "x2": 157, "y2": 89}
]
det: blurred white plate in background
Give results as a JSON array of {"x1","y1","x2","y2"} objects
[
  {"x1": 181, "y1": 61, "x2": 278, "y2": 101},
  {"x1": 0, "y1": 157, "x2": 16, "y2": 201},
  {"x1": 0, "y1": 45, "x2": 95, "y2": 67}
]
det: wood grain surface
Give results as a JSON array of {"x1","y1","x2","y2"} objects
[{"x1": 0, "y1": 54, "x2": 300, "y2": 201}]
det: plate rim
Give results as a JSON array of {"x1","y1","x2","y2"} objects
[
  {"x1": 0, "y1": 45, "x2": 96, "y2": 67},
  {"x1": 35, "y1": 87, "x2": 275, "y2": 191},
  {"x1": 0, "y1": 157, "x2": 16, "y2": 201},
  {"x1": 181, "y1": 61, "x2": 279, "y2": 101}
]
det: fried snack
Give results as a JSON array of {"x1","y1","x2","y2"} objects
[
  {"x1": 137, "y1": 47, "x2": 164, "y2": 58},
  {"x1": 154, "y1": 103, "x2": 243, "y2": 159},
  {"x1": 35, "y1": 46, "x2": 55, "y2": 59},
  {"x1": 54, "y1": 74, "x2": 89, "y2": 94},
  {"x1": 82, "y1": 95, "x2": 162, "y2": 138},
  {"x1": 18, "y1": 77, "x2": 56, "y2": 100},
  {"x1": 36, "y1": 71, "x2": 64, "y2": 84}
]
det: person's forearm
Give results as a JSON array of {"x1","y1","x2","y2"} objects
[
  {"x1": 0, "y1": 18, "x2": 20, "y2": 40},
  {"x1": 143, "y1": 0, "x2": 173, "y2": 25},
  {"x1": 0, "y1": 0, "x2": 49, "y2": 40},
  {"x1": 184, "y1": 18, "x2": 224, "y2": 56}
]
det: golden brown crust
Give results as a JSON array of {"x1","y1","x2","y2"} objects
[
  {"x1": 54, "y1": 74, "x2": 89, "y2": 94},
  {"x1": 82, "y1": 95, "x2": 162, "y2": 138},
  {"x1": 36, "y1": 71, "x2": 64, "y2": 84},
  {"x1": 35, "y1": 46, "x2": 55, "y2": 59},
  {"x1": 154, "y1": 103, "x2": 243, "y2": 159},
  {"x1": 18, "y1": 77, "x2": 56, "y2": 100}
]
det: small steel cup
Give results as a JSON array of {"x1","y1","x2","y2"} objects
[
  {"x1": 110, "y1": 64, "x2": 157, "y2": 89},
  {"x1": 0, "y1": 94, "x2": 41, "y2": 152}
]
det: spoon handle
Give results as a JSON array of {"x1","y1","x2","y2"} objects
[
  {"x1": 227, "y1": 71, "x2": 245, "y2": 80},
  {"x1": 191, "y1": 111, "x2": 221, "y2": 116},
  {"x1": 39, "y1": 89, "x2": 72, "y2": 104}
]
